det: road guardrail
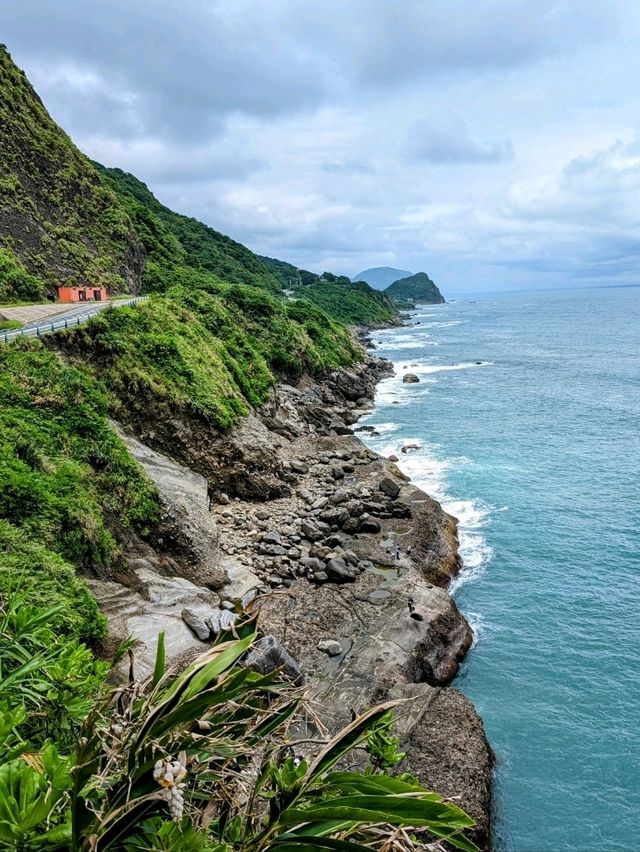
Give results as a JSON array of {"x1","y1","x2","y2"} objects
[{"x1": 1, "y1": 296, "x2": 148, "y2": 345}]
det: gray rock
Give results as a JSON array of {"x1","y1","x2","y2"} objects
[
  {"x1": 403, "y1": 373, "x2": 420, "y2": 383},
  {"x1": 379, "y1": 477, "x2": 401, "y2": 499},
  {"x1": 319, "y1": 507, "x2": 350, "y2": 527},
  {"x1": 220, "y1": 600, "x2": 235, "y2": 611},
  {"x1": 258, "y1": 544, "x2": 287, "y2": 556},
  {"x1": 256, "y1": 509, "x2": 271, "y2": 520},
  {"x1": 311, "y1": 497, "x2": 329, "y2": 510},
  {"x1": 359, "y1": 515, "x2": 382, "y2": 534},
  {"x1": 342, "y1": 518, "x2": 360, "y2": 534},
  {"x1": 205, "y1": 610, "x2": 222, "y2": 635},
  {"x1": 219, "y1": 610, "x2": 237, "y2": 631},
  {"x1": 317, "y1": 639, "x2": 343, "y2": 657},
  {"x1": 392, "y1": 502, "x2": 413, "y2": 519},
  {"x1": 326, "y1": 557, "x2": 358, "y2": 583},
  {"x1": 181, "y1": 608, "x2": 210, "y2": 641},
  {"x1": 313, "y1": 571, "x2": 329, "y2": 583},
  {"x1": 218, "y1": 492, "x2": 230, "y2": 505},
  {"x1": 261, "y1": 531, "x2": 283, "y2": 545},
  {"x1": 290, "y1": 460, "x2": 309, "y2": 474},
  {"x1": 300, "y1": 556, "x2": 325, "y2": 572},
  {"x1": 300, "y1": 520, "x2": 324, "y2": 541},
  {"x1": 244, "y1": 635, "x2": 304, "y2": 685}
]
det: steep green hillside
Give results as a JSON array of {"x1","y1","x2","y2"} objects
[
  {"x1": 293, "y1": 278, "x2": 397, "y2": 326},
  {"x1": 52, "y1": 284, "x2": 359, "y2": 430},
  {"x1": 352, "y1": 266, "x2": 413, "y2": 290},
  {"x1": 259, "y1": 257, "x2": 398, "y2": 325},
  {"x1": 0, "y1": 340, "x2": 160, "y2": 640},
  {"x1": 0, "y1": 46, "x2": 143, "y2": 300},
  {"x1": 95, "y1": 165, "x2": 283, "y2": 294},
  {"x1": 385, "y1": 271, "x2": 445, "y2": 304},
  {"x1": 0, "y1": 46, "x2": 359, "y2": 646}
]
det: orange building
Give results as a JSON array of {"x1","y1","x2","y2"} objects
[{"x1": 57, "y1": 286, "x2": 108, "y2": 303}]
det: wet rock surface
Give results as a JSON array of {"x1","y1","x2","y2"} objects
[{"x1": 93, "y1": 347, "x2": 492, "y2": 847}]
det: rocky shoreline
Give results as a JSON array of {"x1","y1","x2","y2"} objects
[{"x1": 89, "y1": 336, "x2": 493, "y2": 849}]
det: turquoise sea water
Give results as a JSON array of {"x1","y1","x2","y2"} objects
[{"x1": 360, "y1": 286, "x2": 640, "y2": 852}]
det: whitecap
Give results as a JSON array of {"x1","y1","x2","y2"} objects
[{"x1": 395, "y1": 360, "x2": 492, "y2": 376}]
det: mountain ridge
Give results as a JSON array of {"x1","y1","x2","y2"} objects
[{"x1": 352, "y1": 266, "x2": 413, "y2": 290}]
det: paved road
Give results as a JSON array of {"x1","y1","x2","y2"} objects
[{"x1": 1, "y1": 297, "x2": 148, "y2": 344}]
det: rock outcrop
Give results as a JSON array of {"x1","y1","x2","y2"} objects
[{"x1": 92, "y1": 349, "x2": 492, "y2": 846}]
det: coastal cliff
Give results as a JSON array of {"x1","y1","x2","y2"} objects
[
  {"x1": 86, "y1": 347, "x2": 493, "y2": 849},
  {"x1": 0, "y1": 45, "x2": 491, "y2": 849}
]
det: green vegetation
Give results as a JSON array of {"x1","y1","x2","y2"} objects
[
  {"x1": 0, "y1": 46, "x2": 142, "y2": 297},
  {"x1": 94, "y1": 165, "x2": 284, "y2": 294},
  {"x1": 0, "y1": 612, "x2": 477, "y2": 850},
  {"x1": 0, "y1": 247, "x2": 46, "y2": 303},
  {"x1": 0, "y1": 318, "x2": 22, "y2": 331},
  {"x1": 293, "y1": 279, "x2": 397, "y2": 326},
  {"x1": 0, "y1": 45, "x2": 477, "y2": 852},
  {"x1": 53, "y1": 286, "x2": 359, "y2": 430},
  {"x1": 0, "y1": 339, "x2": 160, "y2": 640},
  {"x1": 385, "y1": 271, "x2": 445, "y2": 304},
  {"x1": 258, "y1": 257, "x2": 399, "y2": 326}
]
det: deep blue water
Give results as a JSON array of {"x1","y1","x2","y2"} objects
[{"x1": 360, "y1": 287, "x2": 640, "y2": 852}]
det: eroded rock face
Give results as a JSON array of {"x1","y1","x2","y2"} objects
[
  {"x1": 95, "y1": 349, "x2": 491, "y2": 845},
  {"x1": 401, "y1": 689, "x2": 494, "y2": 851}
]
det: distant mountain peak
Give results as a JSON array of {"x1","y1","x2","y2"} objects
[{"x1": 352, "y1": 266, "x2": 413, "y2": 291}]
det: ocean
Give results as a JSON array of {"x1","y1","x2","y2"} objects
[{"x1": 359, "y1": 286, "x2": 640, "y2": 852}]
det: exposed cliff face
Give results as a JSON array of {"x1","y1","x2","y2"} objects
[
  {"x1": 90, "y1": 351, "x2": 492, "y2": 846},
  {"x1": 0, "y1": 47, "x2": 144, "y2": 298}
]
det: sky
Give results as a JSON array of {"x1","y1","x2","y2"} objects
[{"x1": 3, "y1": 0, "x2": 640, "y2": 293}]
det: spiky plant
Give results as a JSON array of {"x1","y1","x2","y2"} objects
[{"x1": 69, "y1": 616, "x2": 477, "y2": 851}]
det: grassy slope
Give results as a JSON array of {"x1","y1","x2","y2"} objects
[
  {"x1": 52, "y1": 284, "x2": 359, "y2": 431},
  {"x1": 0, "y1": 48, "x2": 360, "y2": 648},
  {"x1": 260, "y1": 256, "x2": 399, "y2": 325},
  {"x1": 0, "y1": 46, "x2": 143, "y2": 300},
  {"x1": 0, "y1": 340, "x2": 160, "y2": 641},
  {"x1": 293, "y1": 279, "x2": 397, "y2": 325}
]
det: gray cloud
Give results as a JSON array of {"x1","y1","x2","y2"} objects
[
  {"x1": 1, "y1": 0, "x2": 639, "y2": 292},
  {"x1": 282, "y1": 0, "x2": 619, "y2": 85},
  {"x1": 406, "y1": 114, "x2": 513, "y2": 163}
]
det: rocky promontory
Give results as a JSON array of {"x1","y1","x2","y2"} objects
[{"x1": 89, "y1": 347, "x2": 493, "y2": 849}]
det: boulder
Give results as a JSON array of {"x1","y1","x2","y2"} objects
[
  {"x1": 181, "y1": 608, "x2": 210, "y2": 641},
  {"x1": 359, "y1": 515, "x2": 382, "y2": 534},
  {"x1": 379, "y1": 477, "x2": 401, "y2": 499},
  {"x1": 300, "y1": 520, "x2": 324, "y2": 541},
  {"x1": 245, "y1": 636, "x2": 304, "y2": 685},
  {"x1": 290, "y1": 460, "x2": 309, "y2": 474},
  {"x1": 401, "y1": 443, "x2": 421, "y2": 454},
  {"x1": 325, "y1": 557, "x2": 358, "y2": 582},
  {"x1": 402, "y1": 374, "x2": 420, "y2": 383},
  {"x1": 319, "y1": 507, "x2": 350, "y2": 527},
  {"x1": 300, "y1": 556, "x2": 325, "y2": 572}
]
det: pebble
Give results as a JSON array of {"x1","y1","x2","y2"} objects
[{"x1": 317, "y1": 639, "x2": 343, "y2": 657}]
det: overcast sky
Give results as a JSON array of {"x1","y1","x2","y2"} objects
[{"x1": 3, "y1": 1, "x2": 640, "y2": 293}]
